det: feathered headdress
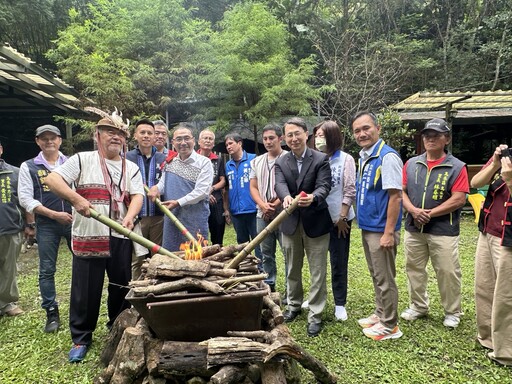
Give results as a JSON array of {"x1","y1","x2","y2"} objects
[
  {"x1": 85, "y1": 106, "x2": 130, "y2": 137},
  {"x1": 85, "y1": 106, "x2": 130, "y2": 219}
]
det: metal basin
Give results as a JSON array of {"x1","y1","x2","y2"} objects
[{"x1": 126, "y1": 288, "x2": 266, "y2": 341}]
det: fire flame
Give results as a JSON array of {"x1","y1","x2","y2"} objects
[{"x1": 180, "y1": 232, "x2": 208, "y2": 260}]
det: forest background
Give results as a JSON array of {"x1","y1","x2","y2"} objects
[{"x1": 1, "y1": 0, "x2": 511, "y2": 148}]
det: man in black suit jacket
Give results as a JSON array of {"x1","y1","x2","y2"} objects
[{"x1": 274, "y1": 117, "x2": 332, "y2": 337}]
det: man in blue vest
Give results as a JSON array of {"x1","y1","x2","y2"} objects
[
  {"x1": 126, "y1": 119, "x2": 166, "y2": 279},
  {"x1": 18, "y1": 125, "x2": 73, "y2": 333},
  {"x1": 224, "y1": 133, "x2": 261, "y2": 261},
  {"x1": 351, "y1": 111, "x2": 403, "y2": 341}
]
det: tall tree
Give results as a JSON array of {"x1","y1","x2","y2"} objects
[
  {"x1": 305, "y1": 1, "x2": 430, "y2": 126},
  {"x1": 47, "y1": 0, "x2": 208, "y2": 118},
  {"x1": 195, "y1": 2, "x2": 319, "y2": 151}
]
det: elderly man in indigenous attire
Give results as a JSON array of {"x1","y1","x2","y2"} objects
[
  {"x1": 45, "y1": 109, "x2": 144, "y2": 363},
  {"x1": 149, "y1": 123, "x2": 213, "y2": 251}
]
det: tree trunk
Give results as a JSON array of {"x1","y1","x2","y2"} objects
[
  {"x1": 159, "y1": 341, "x2": 214, "y2": 378},
  {"x1": 210, "y1": 364, "x2": 247, "y2": 384}
]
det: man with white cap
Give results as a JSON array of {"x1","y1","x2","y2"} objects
[
  {"x1": 18, "y1": 124, "x2": 73, "y2": 333},
  {"x1": 45, "y1": 111, "x2": 144, "y2": 363},
  {"x1": 400, "y1": 118, "x2": 469, "y2": 328}
]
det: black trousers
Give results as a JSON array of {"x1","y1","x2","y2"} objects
[
  {"x1": 69, "y1": 237, "x2": 132, "y2": 345},
  {"x1": 208, "y1": 199, "x2": 226, "y2": 246}
]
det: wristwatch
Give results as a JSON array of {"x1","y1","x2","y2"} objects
[
  {"x1": 340, "y1": 216, "x2": 348, "y2": 222},
  {"x1": 25, "y1": 222, "x2": 36, "y2": 229}
]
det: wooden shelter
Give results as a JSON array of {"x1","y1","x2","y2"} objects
[
  {"x1": 392, "y1": 91, "x2": 512, "y2": 179},
  {"x1": 0, "y1": 43, "x2": 82, "y2": 165}
]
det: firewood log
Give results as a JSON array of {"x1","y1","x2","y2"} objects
[
  {"x1": 215, "y1": 273, "x2": 267, "y2": 287},
  {"x1": 129, "y1": 279, "x2": 159, "y2": 287},
  {"x1": 260, "y1": 361, "x2": 287, "y2": 384},
  {"x1": 131, "y1": 278, "x2": 223, "y2": 297},
  {"x1": 158, "y1": 341, "x2": 214, "y2": 377},
  {"x1": 95, "y1": 327, "x2": 146, "y2": 384},
  {"x1": 144, "y1": 337, "x2": 163, "y2": 376},
  {"x1": 227, "y1": 331, "x2": 272, "y2": 344},
  {"x1": 203, "y1": 243, "x2": 248, "y2": 261},
  {"x1": 263, "y1": 295, "x2": 284, "y2": 325},
  {"x1": 201, "y1": 337, "x2": 267, "y2": 367},
  {"x1": 201, "y1": 244, "x2": 222, "y2": 257},
  {"x1": 203, "y1": 260, "x2": 226, "y2": 269},
  {"x1": 146, "y1": 254, "x2": 210, "y2": 279},
  {"x1": 206, "y1": 268, "x2": 237, "y2": 278},
  {"x1": 264, "y1": 325, "x2": 337, "y2": 384},
  {"x1": 210, "y1": 365, "x2": 247, "y2": 384},
  {"x1": 100, "y1": 308, "x2": 140, "y2": 366}
]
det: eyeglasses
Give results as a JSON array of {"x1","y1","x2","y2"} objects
[
  {"x1": 285, "y1": 131, "x2": 305, "y2": 139},
  {"x1": 173, "y1": 136, "x2": 193, "y2": 143}
]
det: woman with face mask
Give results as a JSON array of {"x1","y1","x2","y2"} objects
[{"x1": 313, "y1": 121, "x2": 356, "y2": 321}]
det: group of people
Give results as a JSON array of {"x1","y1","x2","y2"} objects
[{"x1": 0, "y1": 110, "x2": 510, "y2": 368}]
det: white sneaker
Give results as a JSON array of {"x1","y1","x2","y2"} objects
[
  {"x1": 363, "y1": 322, "x2": 403, "y2": 341},
  {"x1": 357, "y1": 313, "x2": 380, "y2": 328},
  {"x1": 443, "y1": 314, "x2": 460, "y2": 328},
  {"x1": 400, "y1": 308, "x2": 427, "y2": 321},
  {"x1": 301, "y1": 300, "x2": 309, "y2": 309},
  {"x1": 335, "y1": 306, "x2": 348, "y2": 321}
]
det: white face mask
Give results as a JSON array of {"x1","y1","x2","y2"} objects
[{"x1": 315, "y1": 137, "x2": 327, "y2": 152}]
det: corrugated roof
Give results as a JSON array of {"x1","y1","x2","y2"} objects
[
  {"x1": 0, "y1": 43, "x2": 81, "y2": 115},
  {"x1": 393, "y1": 91, "x2": 512, "y2": 111}
]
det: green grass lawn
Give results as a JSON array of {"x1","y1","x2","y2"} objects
[{"x1": 1, "y1": 215, "x2": 510, "y2": 383}]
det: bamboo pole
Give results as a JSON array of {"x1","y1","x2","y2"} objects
[
  {"x1": 88, "y1": 208, "x2": 182, "y2": 261},
  {"x1": 144, "y1": 185, "x2": 200, "y2": 248},
  {"x1": 225, "y1": 192, "x2": 306, "y2": 269}
]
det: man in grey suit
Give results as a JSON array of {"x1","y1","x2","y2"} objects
[{"x1": 274, "y1": 117, "x2": 332, "y2": 337}]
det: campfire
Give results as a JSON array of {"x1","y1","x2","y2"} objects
[
  {"x1": 180, "y1": 232, "x2": 208, "y2": 260},
  {"x1": 92, "y1": 192, "x2": 337, "y2": 384}
]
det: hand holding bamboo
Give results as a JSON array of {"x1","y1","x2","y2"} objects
[
  {"x1": 88, "y1": 208, "x2": 182, "y2": 260},
  {"x1": 225, "y1": 191, "x2": 306, "y2": 269},
  {"x1": 144, "y1": 185, "x2": 200, "y2": 248}
]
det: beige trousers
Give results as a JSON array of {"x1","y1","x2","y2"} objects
[
  {"x1": 475, "y1": 232, "x2": 512, "y2": 365},
  {"x1": 404, "y1": 231, "x2": 462, "y2": 316},
  {"x1": 282, "y1": 221, "x2": 329, "y2": 325},
  {"x1": 362, "y1": 230, "x2": 400, "y2": 328}
]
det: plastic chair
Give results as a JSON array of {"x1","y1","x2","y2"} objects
[{"x1": 468, "y1": 193, "x2": 485, "y2": 223}]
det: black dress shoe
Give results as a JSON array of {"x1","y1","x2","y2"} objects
[
  {"x1": 307, "y1": 322, "x2": 322, "y2": 337},
  {"x1": 283, "y1": 310, "x2": 301, "y2": 323}
]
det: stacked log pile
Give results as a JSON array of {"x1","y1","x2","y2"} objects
[
  {"x1": 129, "y1": 243, "x2": 264, "y2": 299},
  {"x1": 94, "y1": 244, "x2": 337, "y2": 384}
]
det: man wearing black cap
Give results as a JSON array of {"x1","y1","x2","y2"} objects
[
  {"x1": 18, "y1": 125, "x2": 73, "y2": 333},
  {"x1": 400, "y1": 118, "x2": 469, "y2": 328},
  {"x1": 45, "y1": 112, "x2": 144, "y2": 363}
]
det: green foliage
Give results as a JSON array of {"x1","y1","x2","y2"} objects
[
  {"x1": 195, "y1": 2, "x2": 320, "y2": 139},
  {"x1": 378, "y1": 108, "x2": 416, "y2": 158},
  {"x1": 47, "y1": 0, "x2": 206, "y2": 117},
  {"x1": 1, "y1": 219, "x2": 511, "y2": 382}
]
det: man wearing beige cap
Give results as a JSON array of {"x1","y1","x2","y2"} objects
[
  {"x1": 18, "y1": 124, "x2": 73, "y2": 333},
  {"x1": 45, "y1": 112, "x2": 144, "y2": 363},
  {"x1": 400, "y1": 118, "x2": 469, "y2": 328}
]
